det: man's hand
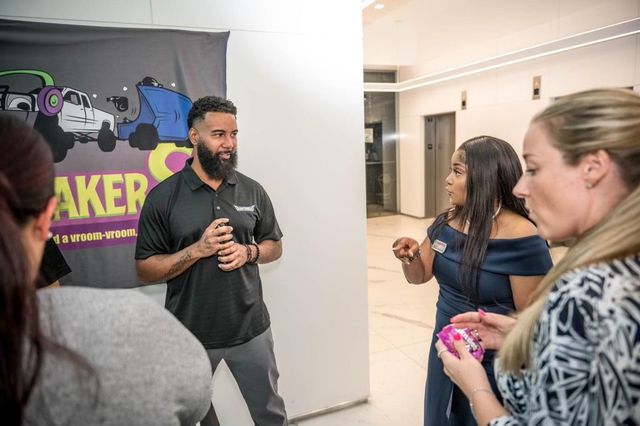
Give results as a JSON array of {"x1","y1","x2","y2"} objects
[
  {"x1": 217, "y1": 242, "x2": 250, "y2": 271},
  {"x1": 195, "y1": 218, "x2": 234, "y2": 259}
]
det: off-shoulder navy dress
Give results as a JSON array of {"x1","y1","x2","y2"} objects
[{"x1": 424, "y1": 223, "x2": 552, "y2": 426}]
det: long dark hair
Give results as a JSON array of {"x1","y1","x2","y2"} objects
[
  {"x1": 0, "y1": 114, "x2": 54, "y2": 424},
  {"x1": 432, "y1": 135, "x2": 529, "y2": 300}
]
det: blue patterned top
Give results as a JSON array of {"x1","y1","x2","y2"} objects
[{"x1": 491, "y1": 255, "x2": 640, "y2": 425}]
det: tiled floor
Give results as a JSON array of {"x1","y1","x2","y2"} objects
[
  {"x1": 295, "y1": 214, "x2": 567, "y2": 425},
  {"x1": 295, "y1": 214, "x2": 438, "y2": 426}
]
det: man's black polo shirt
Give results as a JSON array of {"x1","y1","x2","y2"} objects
[{"x1": 135, "y1": 159, "x2": 283, "y2": 349}]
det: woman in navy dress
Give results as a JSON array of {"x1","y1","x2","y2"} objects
[{"x1": 393, "y1": 136, "x2": 552, "y2": 425}]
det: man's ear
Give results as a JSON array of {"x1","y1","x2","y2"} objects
[
  {"x1": 34, "y1": 197, "x2": 58, "y2": 241},
  {"x1": 581, "y1": 149, "x2": 611, "y2": 188},
  {"x1": 188, "y1": 127, "x2": 198, "y2": 146}
]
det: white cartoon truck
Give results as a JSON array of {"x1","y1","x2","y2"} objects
[
  {"x1": 0, "y1": 70, "x2": 117, "y2": 162},
  {"x1": 57, "y1": 86, "x2": 117, "y2": 150}
]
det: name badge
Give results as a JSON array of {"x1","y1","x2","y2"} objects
[{"x1": 431, "y1": 239, "x2": 447, "y2": 254}]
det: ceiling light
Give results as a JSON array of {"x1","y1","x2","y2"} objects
[
  {"x1": 363, "y1": 17, "x2": 640, "y2": 93},
  {"x1": 374, "y1": 3, "x2": 385, "y2": 10},
  {"x1": 361, "y1": 0, "x2": 376, "y2": 9}
]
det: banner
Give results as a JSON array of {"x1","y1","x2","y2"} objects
[{"x1": 0, "y1": 18, "x2": 229, "y2": 287}]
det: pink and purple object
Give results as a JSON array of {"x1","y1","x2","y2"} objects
[{"x1": 437, "y1": 324, "x2": 484, "y2": 360}]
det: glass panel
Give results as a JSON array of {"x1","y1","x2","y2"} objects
[
  {"x1": 363, "y1": 70, "x2": 396, "y2": 83},
  {"x1": 364, "y1": 89, "x2": 397, "y2": 217}
]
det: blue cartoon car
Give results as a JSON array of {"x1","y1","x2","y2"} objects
[{"x1": 117, "y1": 78, "x2": 192, "y2": 150}]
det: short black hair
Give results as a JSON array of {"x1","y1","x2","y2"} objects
[{"x1": 188, "y1": 96, "x2": 237, "y2": 129}]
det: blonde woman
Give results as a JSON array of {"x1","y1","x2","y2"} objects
[{"x1": 436, "y1": 88, "x2": 640, "y2": 425}]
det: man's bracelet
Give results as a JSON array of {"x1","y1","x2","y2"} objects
[
  {"x1": 251, "y1": 243, "x2": 260, "y2": 263},
  {"x1": 244, "y1": 244, "x2": 252, "y2": 264}
]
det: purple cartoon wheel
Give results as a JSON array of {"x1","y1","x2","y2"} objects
[{"x1": 37, "y1": 86, "x2": 63, "y2": 116}]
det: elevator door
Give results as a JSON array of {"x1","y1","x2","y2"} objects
[{"x1": 425, "y1": 113, "x2": 455, "y2": 218}]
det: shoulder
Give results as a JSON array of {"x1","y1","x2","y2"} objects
[
  {"x1": 559, "y1": 256, "x2": 640, "y2": 382},
  {"x1": 233, "y1": 171, "x2": 275, "y2": 208},
  {"x1": 556, "y1": 256, "x2": 640, "y2": 295},
  {"x1": 427, "y1": 212, "x2": 452, "y2": 237},
  {"x1": 34, "y1": 287, "x2": 212, "y2": 423},
  {"x1": 38, "y1": 287, "x2": 209, "y2": 354},
  {"x1": 494, "y1": 210, "x2": 538, "y2": 239},
  {"x1": 588, "y1": 256, "x2": 640, "y2": 313},
  {"x1": 233, "y1": 170, "x2": 266, "y2": 191},
  {"x1": 547, "y1": 256, "x2": 640, "y2": 329},
  {"x1": 140, "y1": 173, "x2": 186, "y2": 219},
  {"x1": 38, "y1": 287, "x2": 162, "y2": 318},
  {"x1": 145, "y1": 172, "x2": 183, "y2": 201}
]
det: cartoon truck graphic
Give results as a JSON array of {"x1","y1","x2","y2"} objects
[
  {"x1": 116, "y1": 80, "x2": 192, "y2": 151},
  {"x1": 0, "y1": 70, "x2": 117, "y2": 162},
  {"x1": 34, "y1": 86, "x2": 117, "y2": 162},
  {"x1": 2, "y1": 70, "x2": 192, "y2": 160},
  {"x1": 57, "y1": 87, "x2": 116, "y2": 148}
]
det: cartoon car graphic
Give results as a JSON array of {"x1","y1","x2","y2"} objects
[{"x1": 117, "y1": 81, "x2": 192, "y2": 150}]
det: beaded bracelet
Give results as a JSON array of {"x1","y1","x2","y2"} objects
[
  {"x1": 252, "y1": 243, "x2": 260, "y2": 263},
  {"x1": 244, "y1": 244, "x2": 252, "y2": 264}
]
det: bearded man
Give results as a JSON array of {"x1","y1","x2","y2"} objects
[{"x1": 135, "y1": 96, "x2": 288, "y2": 426}]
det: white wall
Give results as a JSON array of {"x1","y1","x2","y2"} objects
[
  {"x1": 0, "y1": 0, "x2": 369, "y2": 422},
  {"x1": 364, "y1": 0, "x2": 640, "y2": 217}
]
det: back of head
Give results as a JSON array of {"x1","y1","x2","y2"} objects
[
  {"x1": 187, "y1": 96, "x2": 237, "y2": 129},
  {"x1": 441, "y1": 135, "x2": 528, "y2": 299},
  {"x1": 500, "y1": 88, "x2": 640, "y2": 373},
  {"x1": 0, "y1": 114, "x2": 54, "y2": 423},
  {"x1": 0, "y1": 115, "x2": 55, "y2": 222},
  {"x1": 458, "y1": 135, "x2": 527, "y2": 221}
]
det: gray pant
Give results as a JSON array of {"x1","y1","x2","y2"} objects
[{"x1": 200, "y1": 328, "x2": 288, "y2": 426}]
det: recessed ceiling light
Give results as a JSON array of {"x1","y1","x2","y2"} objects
[{"x1": 374, "y1": 3, "x2": 385, "y2": 10}]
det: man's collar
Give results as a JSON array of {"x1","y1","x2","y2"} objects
[{"x1": 182, "y1": 158, "x2": 238, "y2": 190}]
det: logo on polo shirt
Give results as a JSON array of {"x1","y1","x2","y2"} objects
[{"x1": 234, "y1": 204, "x2": 256, "y2": 212}]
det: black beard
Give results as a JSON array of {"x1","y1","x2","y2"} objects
[{"x1": 197, "y1": 141, "x2": 238, "y2": 180}]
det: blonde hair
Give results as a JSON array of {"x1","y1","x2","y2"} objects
[{"x1": 499, "y1": 88, "x2": 640, "y2": 373}]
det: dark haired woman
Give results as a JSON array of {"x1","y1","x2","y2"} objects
[
  {"x1": 0, "y1": 114, "x2": 212, "y2": 425},
  {"x1": 392, "y1": 136, "x2": 552, "y2": 425}
]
